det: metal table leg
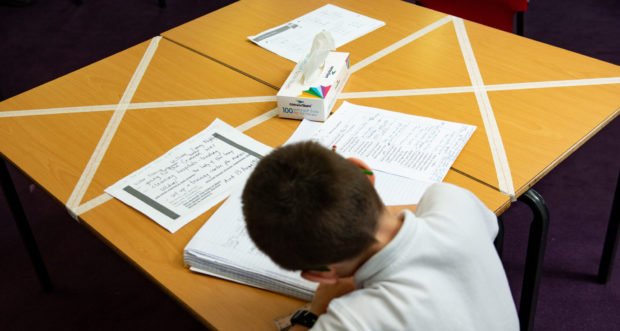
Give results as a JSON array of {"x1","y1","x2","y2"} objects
[
  {"x1": 598, "y1": 172, "x2": 619, "y2": 284},
  {"x1": 517, "y1": 188, "x2": 550, "y2": 331},
  {"x1": 1, "y1": 158, "x2": 53, "y2": 291}
]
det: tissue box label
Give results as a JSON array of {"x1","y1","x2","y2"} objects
[{"x1": 277, "y1": 52, "x2": 350, "y2": 121}]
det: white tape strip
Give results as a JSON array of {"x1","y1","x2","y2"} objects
[
  {"x1": 0, "y1": 104, "x2": 116, "y2": 118},
  {"x1": 75, "y1": 193, "x2": 113, "y2": 216},
  {"x1": 340, "y1": 77, "x2": 620, "y2": 99},
  {"x1": 339, "y1": 86, "x2": 475, "y2": 99},
  {"x1": 486, "y1": 77, "x2": 620, "y2": 91},
  {"x1": 236, "y1": 107, "x2": 279, "y2": 132},
  {"x1": 4, "y1": 77, "x2": 618, "y2": 118},
  {"x1": 66, "y1": 206, "x2": 79, "y2": 221},
  {"x1": 453, "y1": 18, "x2": 516, "y2": 199},
  {"x1": 66, "y1": 36, "x2": 161, "y2": 212},
  {"x1": 350, "y1": 15, "x2": 453, "y2": 74},
  {"x1": 127, "y1": 96, "x2": 277, "y2": 110},
  {"x1": 0, "y1": 96, "x2": 277, "y2": 118}
]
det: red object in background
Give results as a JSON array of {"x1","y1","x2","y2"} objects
[{"x1": 417, "y1": 0, "x2": 528, "y2": 33}]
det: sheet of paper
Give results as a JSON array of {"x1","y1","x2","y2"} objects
[
  {"x1": 105, "y1": 119, "x2": 271, "y2": 233},
  {"x1": 248, "y1": 4, "x2": 385, "y2": 62},
  {"x1": 373, "y1": 171, "x2": 433, "y2": 206},
  {"x1": 287, "y1": 119, "x2": 434, "y2": 206},
  {"x1": 311, "y1": 102, "x2": 476, "y2": 183}
]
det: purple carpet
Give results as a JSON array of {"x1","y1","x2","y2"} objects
[{"x1": 1, "y1": 0, "x2": 619, "y2": 330}]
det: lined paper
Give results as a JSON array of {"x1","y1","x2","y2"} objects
[{"x1": 312, "y1": 102, "x2": 476, "y2": 183}]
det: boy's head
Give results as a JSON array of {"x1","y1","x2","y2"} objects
[{"x1": 242, "y1": 141, "x2": 384, "y2": 271}]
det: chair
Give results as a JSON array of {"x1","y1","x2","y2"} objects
[{"x1": 415, "y1": 0, "x2": 528, "y2": 35}]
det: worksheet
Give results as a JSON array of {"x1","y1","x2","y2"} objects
[
  {"x1": 286, "y1": 118, "x2": 435, "y2": 206},
  {"x1": 248, "y1": 4, "x2": 385, "y2": 62},
  {"x1": 311, "y1": 102, "x2": 476, "y2": 183},
  {"x1": 105, "y1": 119, "x2": 271, "y2": 233}
]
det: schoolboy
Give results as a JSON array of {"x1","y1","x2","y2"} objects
[{"x1": 242, "y1": 141, "x2": 519, "y2": 330}]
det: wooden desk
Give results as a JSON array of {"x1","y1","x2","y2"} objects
[
  {"x1": 162, "y1": 1, "x2": 619, "y2": 329},
  {"x1": 163, "y1": 0, "x2": 620, "y2": 198},
  {"x1": 163, "y1": 0, "x2": 448, "y2": 89},
  {"x1": 0, "y1": 37, "x2": 510, "y2": 330},
  {"x1": 0, "y1": 38, "x2": 276, "y2": 204}
]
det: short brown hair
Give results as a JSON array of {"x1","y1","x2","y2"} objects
[{"x1": 242, "y1": 141, "x2": 384, "y2": 270}]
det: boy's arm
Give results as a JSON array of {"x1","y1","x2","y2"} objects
[
  {"x1": 290, "y1": 277, "x2": 355, "y2": 330},
  {"x1": 309, "y1": 277, "x2": 356, "y2": 315},
  {"x1": 386, "y1": 204, "x2": 417, "y2": 215},
  {"x1": 417, "y1": 183, "x2": 499, "y2": 240}
]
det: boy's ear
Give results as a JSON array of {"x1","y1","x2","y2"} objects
[
  {"x1": 301, "y1": 269, "x2": 339, "y2": 284},
  {"x1": 347, "y1": 157, "x2": 375, "y2": 185}
]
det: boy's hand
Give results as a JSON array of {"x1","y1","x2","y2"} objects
[
  {"x1": 309, "y1": 277, "x2": 356, "y2": 315},
  {"x1": 387, "y1": 204, "x2": 417, "y2": 215}
]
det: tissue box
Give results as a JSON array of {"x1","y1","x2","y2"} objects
[{"x1": 277, "y1": 52, "x2": 350, "y2": 121}]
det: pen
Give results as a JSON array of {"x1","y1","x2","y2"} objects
[{"x1": 360, "y1": 168, "x2": 373, "y2": 176}]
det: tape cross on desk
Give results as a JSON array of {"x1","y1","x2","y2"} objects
[
  {"x1": 2, "y1": 17, "x2": 619, "y2": 216},
  {"x1": 65, "y1": 36, "x2": 162, "y2": 216}
]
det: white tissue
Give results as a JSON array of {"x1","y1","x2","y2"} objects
[{"x1": 302, "y1": 30, "x2": 336, "y2": 85}]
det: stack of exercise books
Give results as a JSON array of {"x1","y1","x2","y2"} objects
[
  {"x1": 184, "y1": 102, "x2": 475, "y2": 299},
  {"x1": 184, "y1": 189, "x2": 317, "y2": 300}
]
